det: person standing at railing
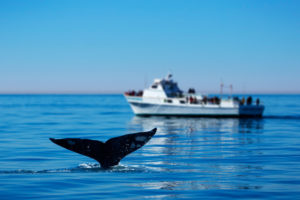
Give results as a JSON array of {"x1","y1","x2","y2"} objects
[{"x1": 256, "y1": 98, "x2": 260, "y2": 106}]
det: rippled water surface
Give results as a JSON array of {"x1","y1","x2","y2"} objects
[{"x1": 0, "y1": 94, "x2": 300, "y2": 199}]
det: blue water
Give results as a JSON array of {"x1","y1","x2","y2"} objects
[{"x1": 0, "y1": 94, "x2": 300, "y2": 199}]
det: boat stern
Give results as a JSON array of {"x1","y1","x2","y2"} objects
[{"x1": 239, "y1": 105, "x2": 265, "y2": 117}]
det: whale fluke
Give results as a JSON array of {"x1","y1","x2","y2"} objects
[{"x1": 50, "y1": 128, "x2": 157, "y2": 168}]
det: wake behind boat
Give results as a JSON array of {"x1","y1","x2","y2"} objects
[{"x1": 124, "y1": 74, "x2": 264, "y2": 117}]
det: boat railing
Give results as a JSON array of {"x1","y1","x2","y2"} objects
[
  {"x1": 124, "y1": 90, "x2": 143, "y2": 97},
  {"x1": 125, "y1": 90, "x2": 262, "y2": 107}
]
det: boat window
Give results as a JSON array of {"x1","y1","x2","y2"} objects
[
  {"x1": 180, "y1": 100, "x2": 185, "y2": 104},
  {"x1": 164, "y1": 99, "x2": 173, "y2": 103},
  {"x1": 151, "y1": 85, "x2": 157, "y2": 89}
]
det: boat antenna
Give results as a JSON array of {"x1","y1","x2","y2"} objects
[
  {"x1": 220, "y1": 79, "x2": 224, "y2": 98},
  {"x1": 166, "y1": 73, "x2": 172, "y2": 80}
]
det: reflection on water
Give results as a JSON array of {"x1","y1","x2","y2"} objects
[
  {"x1": 130, "y1": 116, "x2": 264, "y2": 135},
  {"x1": 129, "y1": 116, "x2": 265, "y2": 191}
]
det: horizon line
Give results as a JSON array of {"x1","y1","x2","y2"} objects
[{"x1": 0, "y1": 91, "x2": 299, "y2": 95}]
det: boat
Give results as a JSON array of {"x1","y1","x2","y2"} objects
[{"x1": 124, "y1": 74, "x2": 264, "y2": 117}]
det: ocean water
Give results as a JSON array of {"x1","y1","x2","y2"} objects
[{"x1": 0, "y1": 94, "x2": 300, "y2": 199}]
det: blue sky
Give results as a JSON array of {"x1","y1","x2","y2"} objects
[{"x1": 0, "y1": 0, "x2": 299, "y2": 94}]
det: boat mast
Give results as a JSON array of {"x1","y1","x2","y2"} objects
[{"x1": 220, "y1": 81, "x2": 224, "y2": 98}]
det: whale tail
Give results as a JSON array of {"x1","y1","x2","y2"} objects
[{"x1": 50, "y1": 128, "x2": 157, "y2": 168}]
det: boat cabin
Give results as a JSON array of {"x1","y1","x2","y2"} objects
[{"x1": 144, "y1": 74, "x2": 183, "y2": 99}]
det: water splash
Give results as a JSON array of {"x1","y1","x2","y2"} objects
[{"x1": 0, "y1": 163, "x2": 155, "y2": 174}]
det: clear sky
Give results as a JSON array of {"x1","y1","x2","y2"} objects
[{"x1": 0, "y1": 0, "x2": 299, "y2": 94}]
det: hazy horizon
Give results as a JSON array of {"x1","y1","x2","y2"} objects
[
  {"x1": 1, "y1": 1, "x2": 299, "y2": 94},
  {"x1": 0, "y1": 88, "x2": 299, "y2": 95}
]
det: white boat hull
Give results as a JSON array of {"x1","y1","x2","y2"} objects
[{"x1": 126, "y1": 97, "x2": 264, "y2": 117}]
